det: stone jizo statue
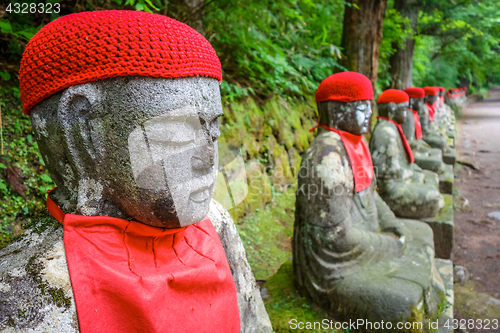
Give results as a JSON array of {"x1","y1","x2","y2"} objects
[
  {"x1": 421, "y1": 86, "x2": 450, "y2": 151},
  {"x1": 370, "y1": 89, "x2": 444, "y2": 219},
  {"x1": 0, "y1": 11, "x2": 272, "y2": 333},
  {"x1": 402, "y1": 87, "x2": 452, "y2": 182},
  {"x1": 435, "y1": 86, "x2": 456, "y2": 140},
  {"x1": 293, "y1": 72, "x2": 446, "y2": 326}
]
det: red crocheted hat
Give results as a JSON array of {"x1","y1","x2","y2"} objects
[
  {"x1": 377, "y1": 89, "x2": 409, "y2": 104},
  {"x1": 423, "y1": 86, "x2": 438, "y2": 96},
  {"x1": 315, "y1": 72, "x2": 373, "y2": 103},
  {"x1": 404, "y1": 87, "x2": 425, "y2": 98},
  {"x1": 20, "y1": 11, "x2": 222, "y2": 114},
  {"x1": 438, "y1": 87, "x2": 445, "y2": 92}
]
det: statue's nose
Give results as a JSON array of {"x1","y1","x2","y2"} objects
[{"x1": 191, "y1": 144, "x2": 214, "y2": 171}]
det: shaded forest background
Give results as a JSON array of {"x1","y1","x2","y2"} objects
[{"x1": 0, "y1": 0, "x2": 499, "y2": 279}]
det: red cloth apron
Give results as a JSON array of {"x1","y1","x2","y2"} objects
[
  {"x1": 377, "y1": 116, "x2": 415, "y2": 163},
  {"x1": 425, "y1": 102, "x2": 436, "y2": 122},
  {"x1": 47, "y1": 193, "x2": 240, "y2": 333},
  {"x1": 310, "y1": 124, "x2": 373, "y2": 192},
  {"x1": 411, "y1": 109, "x2": 423, "y2": 140}
]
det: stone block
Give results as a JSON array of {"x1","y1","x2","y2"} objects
[
  {"x1": 439, "y1": 164, "x2": 454, "y2": 195},
  {"x1": 443, "y1": 148, "x2": 456, "y2": 165},
  {"x1": 423, "y1": 194, "x2": 454, "y2": 259},
  {"x1": 435, "y1": 259, "x2": 454, "y2": 333}
]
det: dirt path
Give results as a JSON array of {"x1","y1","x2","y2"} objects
[{"x1": 452, "y1": 88, "x2": 500, "y2": 331}]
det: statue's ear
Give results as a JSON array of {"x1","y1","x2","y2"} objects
[
  {"x1": 387, "y1": 102, "x2": 396, "y2": 117},
  {"x1": 57, "y1": 84, "x2": 102, "y2": 178}
]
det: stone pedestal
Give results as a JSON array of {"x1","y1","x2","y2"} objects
[
  {"x1": 443, "y1": 148, "x2": 456, "y2": 165},
  {"x1": 423, "y1": 194, "x2": 454, "y2": 259},
  {"x1": 438, "y1": 164, "x2": 454, "y2": 195},
  {"x1": 435, "y1": 259, "x2": 454, "y2": 333}
]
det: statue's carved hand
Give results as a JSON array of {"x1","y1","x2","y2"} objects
[{"x1": 381, "y1": 222, "x2": 409, "y2": 252}]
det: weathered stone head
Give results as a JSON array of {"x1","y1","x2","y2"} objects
[
  {"x1": 376, "y1": 89, "x2": 409, "y2": 124},
  {"x1": 20, "y1": 11, "x2": 224, "y2": 228},
  {"x1": 405, "y1": 87, "x2": 425, "y2": 112},
  {"x1": 315, "y1": 71, "x2": 374, "y2": 135},
  {"x1": 438, "y1": 87, "x2": 446, "y2": 98},
  {"x1": 438, "y1": 86, "x2": 446, "y2": 106},
  {"x1": 424, "y1": 86, "x2": 439, "y2": 105}
]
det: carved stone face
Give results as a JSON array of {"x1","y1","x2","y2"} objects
[
  {"x1": 409, "y1": 97, "x2": 423, "y2": 112},
  {"x1": 318, "y1": 100, "x2": 372, "y2": 136},
  {"x1": 425, "y1": 95, "x2": 438, "y2": 105},
  {"x1": 30, "y1": 76, "x2": 223, "y2": 228},
  {"x1": 392, "y1": 102, "x2": 408, "y2": 125},
  {"x1": 378, "y1": 101, "x2": 408, "y2": 125}
]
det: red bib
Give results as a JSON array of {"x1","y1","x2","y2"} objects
[
  {"x1": 411, "y1": 109, "x2": 423, "y2": 140},
  {"x1": 47, "y1": 194, "x2": 240, "y2": 333},
  {"x1": 310, "y1": 124, "x2": 373, "y2": 192},
  {"x1": 377, "y1": 116, "x2": 415, "y2": 164},
  {"x1": 425, "y1": 102, "x2": 436, "y2": 122}
]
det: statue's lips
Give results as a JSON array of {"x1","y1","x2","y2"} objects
[{"x1": 190, "y1": 185, "x2": 212, "y2": 203}]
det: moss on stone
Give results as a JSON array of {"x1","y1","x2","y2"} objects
[
  {"x1": 219, "y1": 96, "x2": 317, "y2": 280},
  {"x1": 263, "y1": 261, "x2": 435, "y2": 333},
  {"x1": 263, "y1": 261, "x2": 338, "y2": 333},
  {"x1": 25, "y1": 253, "x2": 72, "y2": 309},
  {"x1": 434, "y1": 194, "x2": 454, "y2": 222},
  {"x1": 235, "y1": 190, "x2": 296, "y2": 280}
]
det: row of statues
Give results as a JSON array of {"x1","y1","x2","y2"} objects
[
  {"x1": 294, "y1": 72, "x2": 462, "y2": 328},
  {"x1": 0, "y1": 9, "x2": 466, "y2": 333}
]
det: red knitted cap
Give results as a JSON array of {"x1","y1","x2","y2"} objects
[
  {"x1": 438, "y1": 87, "x2": 445, "y2": 92},
  {"x1": 423, "y1": 86, "x2": 438, "y2": 96},
  {"x1": 20, "y1": 10, "x2": 222, "y2": 114},
  {"x1": 404, "y1": 87, "x2": 425, "y2": 98},
  {"x1": 315, "y1": 72, "x2": 373, "y2": 103},
  {"x1": 377, "y1": 89, "x2": 409, "y2": 104}
]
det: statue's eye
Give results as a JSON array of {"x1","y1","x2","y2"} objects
[{"x1": 144, "y1": 116, "x2": 202, "y2": 146}]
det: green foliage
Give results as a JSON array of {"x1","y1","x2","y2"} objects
[
  {"x1": 412, "y1": 0, "x2": 500, "y2": 90},
  {"x1": 0, "y1": 83, "x2": 56, "y2": 244},
  {"x1": 1, "y1": 0, "x2": 345, "y2": 100},
  {"x1": 205, "y1": 0, "x2": 346, "y2": 99}
]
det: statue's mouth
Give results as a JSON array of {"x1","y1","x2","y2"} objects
[{"x1": 190, "y1": 185, "x2": 212, "y2": 203}]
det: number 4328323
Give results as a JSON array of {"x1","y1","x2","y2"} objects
[
  {"x1": 444, "y1": 318, "x2": 498, "y2": 330},
  {"x1": 6, "y1": 2, "x2": 60, "y2": 14}
]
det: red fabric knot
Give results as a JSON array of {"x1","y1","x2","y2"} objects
[
  {"x1": 20, "y1": 10, "x2": 222, "y2": 114},
  {"x1": 425, "y1": 102, "x2": 436, "y2": 122},
  {"x1": 310, "y1": 123, "x2": 373, "y2": 192},
  {"x1": 404, "y1": 87, "x2": 425, "y2": 99},
  {"x1": 315, "y1": 72, "x2": 373, "y2": 103},
  {"x1": 377, "y1": 116, "x2": 415, "y2": 164},
  {"x1": 46, "y1": 194, "x2": 240, "y2": 333},
  {"x1": 410, "y1": 109, "x2": 423, "y2": 140},
  {"x1": 377, "y1": 89, "x2": 409, "y2": 104}
]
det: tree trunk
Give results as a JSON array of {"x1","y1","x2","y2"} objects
[
  {"x1": 388, "y1": 0, "x2": 419, "y2": 89},
  {"x1": 339, "y1": 0, "x2": 388, "y2": 89},
  {"x1": 184, "y1": 0, "x2": 204, "y2": 33}
]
